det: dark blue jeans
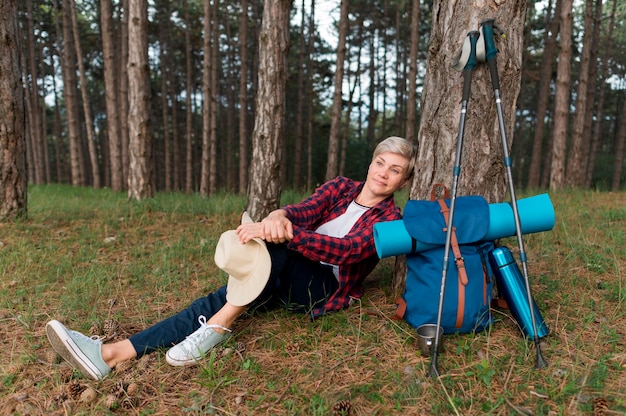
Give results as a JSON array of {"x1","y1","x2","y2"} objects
[{"x1": 129, "y1": 243, "x2": 338, "y2": 357}]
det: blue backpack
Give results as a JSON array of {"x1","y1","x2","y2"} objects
[{"x1": 395, "y1": 190, "x2": 495, "y2": 334}]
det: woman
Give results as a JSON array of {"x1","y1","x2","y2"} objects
[{"x1": 46, "y1": 136, "x2": 415, "y2": 381}]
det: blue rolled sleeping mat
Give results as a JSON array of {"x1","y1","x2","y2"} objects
[{"x1": 373, "y1": 193, "x2": 555, "y2": 258}]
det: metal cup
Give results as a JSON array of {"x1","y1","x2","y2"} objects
[{"x1": 416, "y1": 324, "x2": 443, "y2": 357}]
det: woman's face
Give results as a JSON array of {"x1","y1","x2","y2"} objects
[{"x1": 365, "y1": 152, "x2": 411, "y2": 198}]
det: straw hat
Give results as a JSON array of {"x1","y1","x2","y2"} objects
[{"x1": 214, "y1": 212, "x2": 272, "y2": 306}]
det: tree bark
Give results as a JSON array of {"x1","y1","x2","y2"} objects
[
  {"x1": 70, "y1": 0, "x2": 100, "y2": 188},
  {"x1": 184, "y1": 0, "x2": 193, "y2": 194},
  {"x1": 396, "y1": 0, "x2": 527, "y2": 292},
  {"x1": 611, "y1": 97, "x2": 625, "y2": 191},
  {"x1": 238, "y1": 0, "x2": 249, "y2": 195},
  {"x1": 325, "y1": 0, "x2": 348, "y2": 182},
  {"x1": 119, "y1": 0, "x2": 130, "y2": 189},
  {"x1": 247, "y1": 0, "x2": 291, "y2": 220},
  {"x1": 305, "y1": 0, "x2": 315, "y2": 190},
  {"x1": 60, "y1": 0, "x2": 85, "y2": 186},
  {"x1": 25, "y1": 0, "x2": 44, "y2": 185},
  {"x1": 586, "y1": 0, "x2": 615, "y2": 187},
  {"x1": 549, "y1": 0, "x2": 573, "y2": 190},
  {"x1": 127, "y1": 0, "x2": 153, "y2": 200},
  {"x1": 293, "y1": 0, "x2": 306, "y2": 189},
  {"x1": 0, "y1": 0, "x2": 27, "y2": 220},
  {"x1": 565, "y1": 0, "x2": 593, "y2": 187},
  {"x1": 209, "y1": 0, "x2": 220, "y2": 195},
  {"x1": 158, "y1": 0, "x2": 172, "y2": 192},
  {"x1": 200, "y1": 0, "x2": 212, "y2": 197},
  {"x1": 101, "y1": 0, "x2": 122, "y2": 191},
  {"x1": 527, "y1": 0, "x2": 559, "y2": 189},
  {"x1": 405, "y1": 0, "x2": 420, "y2": 144}
]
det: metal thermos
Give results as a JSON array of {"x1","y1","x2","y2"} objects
[{"x1": 489, "y1": 247, "x2": 549, "y2": 339}]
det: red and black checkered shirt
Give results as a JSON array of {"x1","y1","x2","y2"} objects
[{"x1": 282, "y1": 176, "x2": 402, "y2": 317}]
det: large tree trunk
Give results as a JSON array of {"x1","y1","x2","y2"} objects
[
  {"x1": 199, "y1": 0, "x2": 212, "y2": 197},
  {"x1": 238, "y1": 0, "x2": 249, "y2": 195},
  {"x1": 324, "y1": 0, "x2": 348, "y2": 181},
  {"x1": 612, "y1": 97, "x2": 626, "y2": 191},
  {"x1": 25, "y1": 0, "x2": 44, "y2": 185},
  {"x1": 405, "y1": 0, "x2": 420, "y2": 144},
  {"x1": 101, "y1": 0, "x2": 122, "y2": 191},
  {"x1": 209, "y1": 0, "x2": 219, "y2": 195},
  {"x1": 51, "y1": 4, "x2": 68, "y2": 184},
  {"x1": 158, "y1": 0, "x2": 172, "y2": 192},
  {"x1": 305, "y1": 0, "x2": 315, "y2": 190},
  {"x1": 293, "y1": 0, "x2": 306, "y2": 189},
  {"x1": 119, "y1": 0, "x2": 130, "y2": 190},
  {"x1": 527, "y1": 0, "x2": 559, "y2": 189},
  {"x1": 70, "y1": 0, "x2": 100, "y2": 188},
  {"x1": 586, "y1": 0, "x2": 615, "y2": 187},
  {"x1": 549, "y1": 0, "x2": 573, "y2": 190},
  {"x1": 395, "y1": 0, "x2": 527, "y2": 293},
  {"x1": 565, "y1": 0, "x2": 593, "y2": 187},
  {"x1": 0, "y1": 0, "x2": 27, "y2": 220},
  {"x1": 61, "y1": 0, "x2": 85, "y2": 186},
  {"x1": 127, "y1": 0, "x2": 153, "y2": 200},
  {"x1": 411, "y1": 4, "x2": 526, "y2": 202},
  {"x1": 246, "y1": 0, "x2": 291, "y2": 220},
  {"x1": 184, "y1": 0, "x2": 193, "y2": 194}
]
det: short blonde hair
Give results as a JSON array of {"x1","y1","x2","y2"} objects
[{"x1": 373, "y1": 136, "x2": 416, "y2": 180}]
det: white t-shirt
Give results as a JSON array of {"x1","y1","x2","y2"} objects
[{"x1": 314, "y1": 200, "x2": 370, "y2": 278}]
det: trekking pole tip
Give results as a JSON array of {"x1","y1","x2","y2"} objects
[
  {"x1": 535, "y1": 346, "x2": 548, "y2": 369},
  {"x1": 428, "y1": 360, "x2": 440, "y2": 378}
]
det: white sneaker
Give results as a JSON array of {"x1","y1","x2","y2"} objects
[
  {"x1": 46, "y1": 320, "x2": 111, "y2": 381},
  {"x1": 165, "y1": 315, "x2": 232, "y2": 367}
]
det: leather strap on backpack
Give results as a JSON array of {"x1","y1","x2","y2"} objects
[
  {"x1": 437, "y1": 198, "x2": 468, "y2": 329},
  {"x1": 395, "y1": 296, "x2": 407, "y2": 320}
]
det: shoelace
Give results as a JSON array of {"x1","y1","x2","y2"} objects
[{"x1": 184, "y1": 315, "x2": 232, "y2": 345}]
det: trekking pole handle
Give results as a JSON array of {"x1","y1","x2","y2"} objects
[
  {"x1": 462, "y1": 31, "x2": 480, "y2": 102},
  {"x1": 481, "y1": 19, "x2": 498, "y2": 61},
  {"x1": 480, "y1": 19, "x2": 501, "y2": 91}
]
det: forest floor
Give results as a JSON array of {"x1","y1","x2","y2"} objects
[{"x1": 0, "y1": 186, "x2": 625, "y2": 415}]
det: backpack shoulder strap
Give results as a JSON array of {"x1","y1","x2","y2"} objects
[{"x1": 437, "y1": 198, "x2": 468, "y2": 329}]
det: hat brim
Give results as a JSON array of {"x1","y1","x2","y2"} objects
[
  {"x1": 224, "y1": 212, "x2": 271, "y2": 306},
  {"x1": 225, "y1": 239, "x2": 271, "y2": 306}
]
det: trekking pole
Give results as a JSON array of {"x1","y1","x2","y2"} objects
[
  {"x1": 429, "y1": 30, "x2": 480, "y2": 378},
  {"x1": 479, "y1": 18, "x2": 548, "y2": 369}
]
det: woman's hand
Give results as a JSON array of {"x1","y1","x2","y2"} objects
[
  {"x1": 236, "y1": 209, "x2": 294, "y2": 244},
  {"x1": 235, "y1": 222, "x2": 266, "y2": 244},
  {"x1": 261, "y1": 209, "x2": 294, "y2": 243}
]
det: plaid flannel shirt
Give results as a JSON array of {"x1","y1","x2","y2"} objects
[{"x1": 282, "y1": 176, "x2": 402, "y2": 317}]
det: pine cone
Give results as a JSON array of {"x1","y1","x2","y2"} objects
[
  {"x1": 112, "y1": 380, "x2": 127, "y2": 398},
  {"x1": 79, "y1": 387, "x2": 98, "y2": 404},
  {"x1": 103, "y1": 319, "x2": 120, "y2": 339},
  {"x1": 67, "y1": 380, "x2": 84, "y2": 399},
  {"x1": 593, "y1": 397, "x2": 609, "y2": 416},
  {"x1": 121, "y1": 396, "x2": 137, "y2": 410},
  {"x1": 126, "y1": 382, "x2": 139, "y2": 396},
  {"x1": 333, "y1": 399, "x2": 352, "y2": 416},
  {"x1": 103, "y1": 394, "x2": 118, "y2": 409}
]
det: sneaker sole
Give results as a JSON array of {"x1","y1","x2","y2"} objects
[{"x1": 46, "y1": 320, "x2": 104, "y2": 381}]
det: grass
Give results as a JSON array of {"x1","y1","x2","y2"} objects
[{"x1": 0, "y1": 185, "x2": 624, "y2": 415}]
